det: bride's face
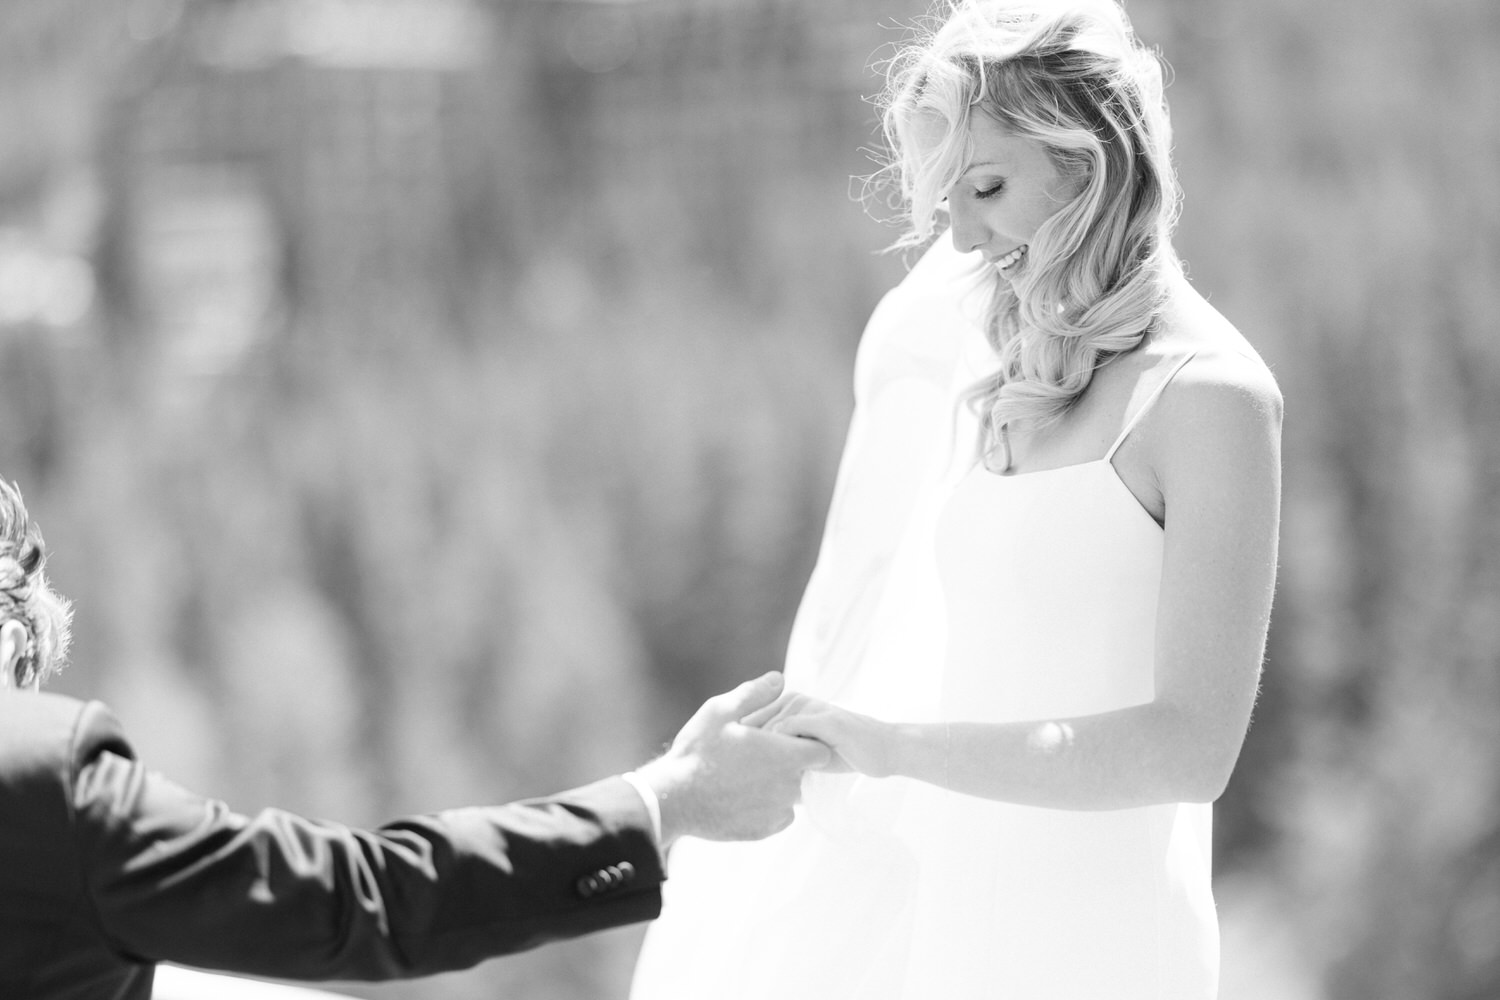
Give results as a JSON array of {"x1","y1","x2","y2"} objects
[{"x1": 945, "y1": 115, "x2": 1080, "y2": 280}]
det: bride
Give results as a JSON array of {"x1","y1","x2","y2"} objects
[{"x1": 630, "y1": 1, "x2": 1281, "y2": 997}]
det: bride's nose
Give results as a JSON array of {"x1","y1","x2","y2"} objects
[{"x1": 948, "y1": 199, "x2": 988, "y2": 255}]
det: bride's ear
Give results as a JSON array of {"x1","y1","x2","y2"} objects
[{"x1": 0, "y1": 619, "x2": 31, "y2": 689}]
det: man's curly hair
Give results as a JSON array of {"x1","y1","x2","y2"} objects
[{"x1": 0, "y1": 479, "x2": 73, "y2": 686}]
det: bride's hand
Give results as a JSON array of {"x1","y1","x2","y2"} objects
[{"x1": 741, "y1": 693, "x2": 894, "y2": 777}]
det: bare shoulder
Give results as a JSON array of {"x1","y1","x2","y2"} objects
[
  {"x1": 1170, "y1": 349, "x2": 1282, "y2": 434},
  {"x1": 1145, "y1": 282, "x2": 1283, "y2": 470},
  {"x1": 1157, "y1": 278, "x2": 1280, "y2": 411}
]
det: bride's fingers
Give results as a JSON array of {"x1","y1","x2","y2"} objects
[
  {"x1": 740, "y1": 692, "x2": 810, "y2": 729},
  {"x1": 770, "y1": 717, "x2": 858, "y2": 774},
  {"x1": 738, "y1": 699, "x2": 785, "y2": 728},
  {"x1": 766, "y1": 712, "x2": 831, "y2": 743}
]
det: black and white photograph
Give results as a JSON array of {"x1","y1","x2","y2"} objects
[{"x1": 1, "y1": 1, "x2": 1494, "y2": 998}]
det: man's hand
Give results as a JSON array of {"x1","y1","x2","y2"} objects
[
  {"x1": 635, "y1": 672, "x2": 831, "y2": 845},
  {"x1": 743, "y1": 691, "x2": 888, "y2": 776}
]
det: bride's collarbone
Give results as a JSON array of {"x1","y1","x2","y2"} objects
[
  {"x1": 999, "y1": 420, "x2": 1112, "y2": 476},
  {"x1": 1001, "y1": 366, "x2": 1145, "y2": 474},
  {"x1": 997, "y1": 367, "x2": 1170, "y2": 524}
]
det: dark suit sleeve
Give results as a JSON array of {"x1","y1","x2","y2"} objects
[{"x1": 66, "y1": 701, "x2": 665, "y2": 981}]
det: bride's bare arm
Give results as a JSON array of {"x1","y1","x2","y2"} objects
[{"x1": 754, "y1": 358, "x2": 1282, "y2": 810}]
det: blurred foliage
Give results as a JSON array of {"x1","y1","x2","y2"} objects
[{"x1": 0, "y1": 1, "x2": 1496, "y2": 999}]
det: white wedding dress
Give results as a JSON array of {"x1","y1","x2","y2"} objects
[{"x1": 630, "y1": 238, "x2": 1218, "y2": 999}]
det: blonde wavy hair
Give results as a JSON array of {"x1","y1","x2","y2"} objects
[
  {"x1": 0, "y1": 479, "x2": 73, "y2": 687},
  {"x1": 877, "y1": 0, "x2": 1181, "y2": 468}
]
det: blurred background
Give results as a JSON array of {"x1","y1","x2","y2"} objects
[{"x1": 1, "y1": 0, "x2": 1496, "y2": 997}]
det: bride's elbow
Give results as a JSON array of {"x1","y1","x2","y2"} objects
[
  {"x1": 1142, "y1": 696, "x2": 1253, "y2": 804},
  {"x1": 1178, "y1": 769, "x2": 1230, "y2": 805},
  {"x1": 1171, "y1": 740, "x2": 1246, "y2": 804},
  {"x1": 1149, "y1": 714, "x2": 1247, "y2": 805}
]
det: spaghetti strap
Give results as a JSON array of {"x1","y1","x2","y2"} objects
[{"x1": 1103, "y1": 351, "x2": 1198, "y2": 462}]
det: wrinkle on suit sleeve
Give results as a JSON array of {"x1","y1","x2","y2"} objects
[{"x1": 67, "y1": 706, "x2": 666, "y2": 981}]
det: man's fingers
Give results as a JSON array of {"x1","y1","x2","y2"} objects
[{"x1": 795, "y1": 738, "x2": 834, "y2": 768}]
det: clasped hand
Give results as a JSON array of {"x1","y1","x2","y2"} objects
[
  {"x1": 741, "y1": 691, "x2": 894, "y2": 778},
  {"x1": 637, "y1": 676, "x2": 893, "y2": 848},
  {"x1": 638, "y1": 672, "x2": 832, "y2": 845}
]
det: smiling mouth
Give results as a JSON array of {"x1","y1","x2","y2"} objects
[{"x1": 992, "y1": 245, "x2": 1028, "y2": 271}]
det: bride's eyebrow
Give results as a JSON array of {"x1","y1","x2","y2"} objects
[{"x1": 960, "y1": 161, "x2": 1005, "y2": 176}]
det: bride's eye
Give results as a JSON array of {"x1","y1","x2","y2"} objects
[{"x1": 975, "y1": 181, "x2": 1005, "y2": 200}]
